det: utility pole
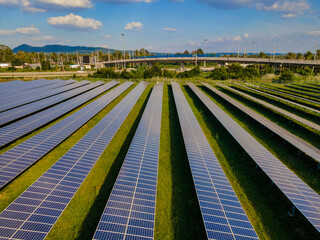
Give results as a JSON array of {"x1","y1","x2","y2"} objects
[
  {"x1": 244, "y1": 46, "x2": 246, "y2": 58},
  {"x1": 237, "y1": 47, "x2": 240, "y2": 58},
  {"x1": 273, "y1": 42, "x2": 276, "y2": 60},
  {"x1": 121, "y1": 33, "x2": 126, "y2": 68},
  {"x1": 314, "y1": 41, "x2": 318, "y2": 60},
  {"x1": 204, "y1": 38, "x2": 207, "y2": 69},
  {"x1": 251, "y1": 42, "x2": 255, "y2": 58}
]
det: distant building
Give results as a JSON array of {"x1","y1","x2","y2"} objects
[
  {"x1": 0, "y1": 63, "x2": 11, "y2": 68},
  {"x1": 69, "y1": 64, "x2": 80, "y2": 69}
]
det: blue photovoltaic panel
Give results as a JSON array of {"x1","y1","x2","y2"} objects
[
  {"x1": 93, "y1": 83, "x2": 163, "y2": 240},
  {"x1": 0, "y1": 80, "x2": 88, "y2": 112},
  {"x1": 0, "y1": 79, "x2": 62, "y2": 96},
  {"x1": 202, "y1": 83, "x2": 320, "y2": 166},
  {"x1": 0, "y1": 81, "x2": 133, "y2": 189},
  {"x1": 0, "y1": 82, "x2": 148, "y2": 240},
  {"x1": 257, "y1": 84, "x2": 320, "y2": 105},
  {"x1": 0, "y1": 81, "x2": 118, "y2": 148},
  {"x1": 188, "y1": 82, "x2": 320, "y2": 234},
  {"x1": 216, "y1": 83, "x2": 320, "y2": 132},
  {"x1": 0, "y1": 80, "x2": 76, "y2": 104},
  {"x1": 0, "y1": 81, "x2": 105, "y2": 126},
  {"x1": 0, "y1": 79, "x2": 77, "y2": 103},
  {"x1": 235, "y1": 84, "x2": 320, "y2": 115},
  {"x1": 172, "y1": 82, "x2": 258, "y2": 240}
]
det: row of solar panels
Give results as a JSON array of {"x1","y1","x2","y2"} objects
[{"x1": 0, "y1": 80, "x2": 320, "y2": 239}]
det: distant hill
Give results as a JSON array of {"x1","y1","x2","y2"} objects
[{"x1": 12, "y1": 44, "x2": 118, "y2": 54}]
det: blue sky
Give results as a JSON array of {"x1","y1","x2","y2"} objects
[{"x1": 1, "y1": 0, "x2": 320, "y2": 53}]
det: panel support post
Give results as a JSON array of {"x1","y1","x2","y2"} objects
[{"x1": 288, "y1": 205, "x2": 295, "y2": 216}]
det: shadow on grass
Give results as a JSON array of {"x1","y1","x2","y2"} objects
[
  {"x1": 220, "y1": 86, "x2": 320, "y2": 148},
  {"x1": 75, "y1": 88, "x2": 152, "y2": 240},
  {"x1": 167, "y1": 85, "x2": 207, "y2": 240},
  {"x1": 201, "y1": 86, "x2": 320, "y2": 176},
  {"x1": 183, "y1": 85, "x2": 320, "y2": 240},
  {"x1": 233, "y1": 86, "x2": 320, "y2": 123}
]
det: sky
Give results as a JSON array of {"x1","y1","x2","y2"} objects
[{"x1": 1, "y1": 0, "x2": 320, "y2": 53}]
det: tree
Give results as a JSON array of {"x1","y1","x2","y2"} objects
[
  {"x1": 304, "y1": 51, "x2": 314, "y2": 60},
  {"x1": 41, "y1": 60, "x2": 51, "y2": 71},
  {"x1": 258, "y1": 52, "x2": 269, "y2": 58},
  {"x1": 279, "y1": 70, "x2": 294, "y2": 82},
  {"x1": 286, "y1": 52, "x2": 296, "y2": 59},
  {"x1": 195, "y1": 48, "x2": 204, "y2": 55},
  {"x1": 183, "y1": 50, "x2": 190, "y2": 55},
  {"x1": 209, "y1": 67, "x2": 229, "y2": 80}
]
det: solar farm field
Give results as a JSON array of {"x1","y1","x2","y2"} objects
[{"x1": 0, "y1": 79, "x2": 320, "y2": 240}]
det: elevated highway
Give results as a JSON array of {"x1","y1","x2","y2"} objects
[{"x1": 102, "y1": 56, "x2": 320, "y2": 68}]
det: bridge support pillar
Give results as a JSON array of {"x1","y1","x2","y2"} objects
[{"x1": 181, "y1": 62, "x2": 185, "y2": 71}]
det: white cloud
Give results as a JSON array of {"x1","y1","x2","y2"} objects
[
  {"x1": 47, "y1": 13, "x2": 102, "y2": 30},
  {"x1": 124, "y1": 21, "x2": 143, "y2": 31},
  {"x1": 243, "y1": 33, "x2": 250, "y2": 39},
  {"x1": 96, "y1": 0, "x2": 154, "y2": 3},
  {"x1": 232, "y1": 36, "x2": 242, "y2": 41},
  {"x1": 197, "y1": 0, "x2": 310, "y2": 14},
  {"x1": 0, "y1": 25, "x2": 40, "y2": 35},
  {"x1": 102, "y1": 34, "x2": 110, "y2": 38},
  {"x1": 281, "y1": 13, "x2": 296, "y2": 18},
  {"x1": 37, "y1": 0, "x2": 92, "y2": 8},
  {"x1": 256, "y1": 0, "x2": 309, "y2": 13},
  {"x1": 307, "y1": 30, "x2": 320, "y2": 36},
  {"x1": 164, "y1": 27, "x2": 177, "y2": 32},
  {"x1": 32, "y1": 35, "x2": 55, "y2": 41}
]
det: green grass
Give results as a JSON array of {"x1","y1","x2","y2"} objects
[
  {"x1": 155, "y1": 84, "x2": 206, "y2": 240},
  {"x1": 0, "y1": 83, "x2": 120, "y2": 210},
  {"x1": 182, "y1": 84, "x2": 320, "y2": 240},
  {"x1": 46, "y1": 84, "x2": 152, "y2": 240}
]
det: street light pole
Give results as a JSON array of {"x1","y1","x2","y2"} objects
[
  {"x1": 204, "y1": 38, "x2": 207, "y2": 69},
  {"x1": 121, "y1": 33, "x2": 126, "y2": 69}
]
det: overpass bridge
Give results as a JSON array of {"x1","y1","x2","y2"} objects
[{"x1": 102, "y1": 56, "x2": 320, "y2": 68}]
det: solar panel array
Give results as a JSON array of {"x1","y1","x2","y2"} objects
[
  {"x1": 0, "y1": 81, "x2": 148, "y2": 240},
  {"x1": 93, "y1": 83, "x2": 163, "y2": 240},
  {"x1": 239, "y1": 84, "x2": 320, "y2": 115},
  {"x1": 172, "y1": 82, "x2": 258, "y2": 240},
  {"x1": 0, "y1": 81, "x2": 133, "y2": 189},
  {"x1": 0, "y1": 81, "x2": 118, "y2": 148},
  {"x1": 0, "y1": 80, "x2": 86, "y2": 112},
  {"x1": 188, "y1": 82, "x2": 320, "y2": 234},
  {"x1": 0, "y1": 80, "x2": 62, "y2": 97},
  {"x1": 0, "y1": 80, "x2": 76, "y2": 104},
  {"x1": 0, "y1": 81, "x2": 104, "y2": 127},
  {"x1": 203, "y1": 83, "x2": 320, "y2": 165},
  {"x1": 258, "y1": 85, "x2": 320, "y2": 105},
  {"x1": 216, "y1": 83, "x2": 320, "y2": 132}
]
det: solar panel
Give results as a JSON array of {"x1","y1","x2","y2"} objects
[
  {"x1": 0, "y1": 81, "x2": 118, "y2": 148},
  {"x1": 0, "y1": 79, "x2": 62, "y2": 96},
  {"x1": 188, "y1": 82, "x2": 320, "y2": 234},
  {"x1": 238, "y1": 84, "x2": 320, "y2": 115},
  {"x1": 257, "y1": 84, "x2": 320, "y2": 105},
  {"x1": 0, "y1": 81, "x2": 148, "y2": 240},
  {"x1": 171, "y1": 82, "x2": 258, "y2": 240},
  {"x1": 0, "y1": 80, "x2": 76, "y2": 103},
  {"x1": 0, "y1": 80, "x2": 89, "y2": 112},
  {"x1": 0, "y1": 81, "x2": 134, "y2": 189},
  {"x1": 93, "y1": 83, "x2": 163, "y2": 240},
  {"x1": 203, "y1": 83, "x2": 320, "y2": 168},
  {"x1": 216, "y1": 83, "x2": 320, "y2": 132},
  {"x1": 0, "y1": 81, "x2": 105, "y2": 127}
]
